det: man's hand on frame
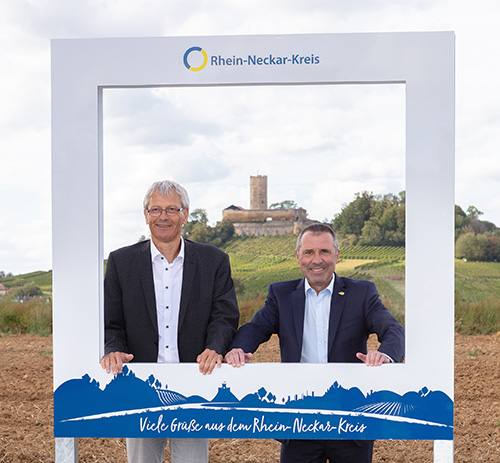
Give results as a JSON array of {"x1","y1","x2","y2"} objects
[
  {"x1": 356, "y1": 350, "x2": 391, "y2": 366},
  {"x1": 197, "y1": 348, "x2": 223, "y2": 375},
  {"x1": 100, "y1": 352, "x2": 134, "y2": 375},
  {"x1": 225, "y1": 348, "x2": 253, "y2": 367}
]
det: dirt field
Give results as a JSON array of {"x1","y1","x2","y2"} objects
[{"x1": 0, "y1": 333, "x2": 499, "y2": 462}]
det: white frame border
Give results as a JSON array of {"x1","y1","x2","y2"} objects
[{"x1": 51, "y1": 32, "x2": 455, "y2": 448}]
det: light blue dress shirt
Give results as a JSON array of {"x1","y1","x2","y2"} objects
[{"x1": 300, "y1": 276, "x2": 335, "y2": 363}]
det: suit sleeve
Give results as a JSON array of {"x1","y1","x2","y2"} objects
[
  {"x1": 103, "y1": 253, "x2": 128, "y2": 355},
  {"x1": 229, "y1": 284, "x2": 280, "y2": 354},
  {"x1": 364, "y1": 282, "x2": 405, "y2": 363},
  {"x1": 203, "y1": 252, "x2": 240, "y2": 356}
]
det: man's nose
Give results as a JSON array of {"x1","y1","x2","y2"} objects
[{"x1": 310, "y1": 251, "x2": 323, "y2": 262}]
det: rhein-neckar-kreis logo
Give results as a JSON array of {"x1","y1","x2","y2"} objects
[{"x1": 183, "y1": 45, "x2": 322, "y2": 72}]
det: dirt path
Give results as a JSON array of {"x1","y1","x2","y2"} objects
[{"x1": 0, "y1": 334, "x2": 499, "y2": 462}]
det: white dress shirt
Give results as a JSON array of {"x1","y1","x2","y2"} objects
[
  {"x1": 300, "y1": 276, "x2": 335, "y2": 363},
  {"x1": 151, "y1": 238, "x2": 184, "y2": 363}
]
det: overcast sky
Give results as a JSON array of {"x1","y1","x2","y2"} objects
[{"x1": 1, "y1": 0, "x2": 499, "y2": 275}]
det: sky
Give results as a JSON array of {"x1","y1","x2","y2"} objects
[{"x1": 1, "y1": 0, "x2": 499, "y2": 275}]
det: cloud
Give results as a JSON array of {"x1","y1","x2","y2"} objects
[
  {"x1": 1, "y1": 0, "x2": 500, "y2": 274},
  {"x1": 101, "y1": 82, "x2": 404, "y2": 249}
]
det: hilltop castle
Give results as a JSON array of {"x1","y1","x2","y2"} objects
[{"x1": 222, "y1": 175, "x2": 316, "y2": 236}]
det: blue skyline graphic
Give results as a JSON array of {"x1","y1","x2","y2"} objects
[{"x1": 54, "y1": 366, "x2": 453, "y2": 440}]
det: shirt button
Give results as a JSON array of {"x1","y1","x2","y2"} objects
[
  {"x1": 166, "y1": 306, "x2": 169, "y2": 309},
  {"x1": 165, "y1": 286, "x2": 169, "y2": 289}
]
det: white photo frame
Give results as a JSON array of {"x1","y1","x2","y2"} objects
[{"x1": 52, "y1": 32, "x2": 455, "y2": 441}]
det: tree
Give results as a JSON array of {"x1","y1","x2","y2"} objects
[
  {"x1": 455, "y1": 205, "x2": 469, "y2": 239},
  {"x1": 188, "y1": 221, "x2": 211, "y2": 243},
  {"x1": 189, "y1": 208, "x2": 209, "y2": 225},
  {"x1": 183, "y1": 208, "x2": 211, "y2": 242},
  {"x1": 360, "y1": 219, "x2": 384, "y2": 246},
  {"x1": 13, "y1": 283, "x2": 43, "y2": 299},
  {"x1": 333, "y1": 191, "x2": 405, "y2": 244},
  {"x1": 333, "y1": 191, "x2": 374, "y2": 236},
  {"x1": 210, "y1": 220, "x2": 235, "y2": 247},
  {"x1": 466, "y1": 205, "x2": 483, "y2": 219},
  {"x1": 455, "y1": 233, "x2": 489, "y2": 261},
  {"x1": 384, "y1": 230, "x2": 405, "y2": 246},
  {"x1": 182, "y1": 210, "x2": 234, "y2": 247},
  {"x1": 269, "y1": 200, "x2": 299, "y2": 210},
  {"x1": 378, "y1": 207, "x2": 399, "y2": 232}
]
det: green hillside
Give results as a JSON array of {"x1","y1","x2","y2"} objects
[
  {"x1": 221, "y1": 236, "x2": 406, "y2": 323},
  {"x1": 2, "y1": 236, "x2": 500, "y2": 334},
  {"x1": 0, "y1": 270, "x2": 53, "y2": 293}
]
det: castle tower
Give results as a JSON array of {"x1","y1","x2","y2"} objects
[{"x1": 250, "y1": 175, "x2": 267, "y2": 210}]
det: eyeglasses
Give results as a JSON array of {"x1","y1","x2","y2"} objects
[{"x1": 147, "y1": 207, "x2": 184, "y2": 217}]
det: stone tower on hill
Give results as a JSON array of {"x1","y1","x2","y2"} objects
[
  {"x1": 222, "y1": 175, "x2": 316, "y2": 236},
  {"x1": 250, "y1": 175, "x2": 268, "y2": 210}
]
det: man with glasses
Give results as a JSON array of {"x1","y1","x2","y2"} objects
[
  {"x1": 101, "y1": 179, "x2": 239, "y2": 463},
  {"x1": 225, "y1": 223, "x2": 404, "y2": 463}
]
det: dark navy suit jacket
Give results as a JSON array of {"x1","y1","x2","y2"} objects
[
  {"x1": 104, "y1": 239, "x2": 239, "y2": 363},
  {"x1": 230, "y1": 276, "x2": 404, "y2": 363}
]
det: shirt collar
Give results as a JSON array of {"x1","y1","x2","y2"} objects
[
  {"x1": 150, "y1": 237, "x2": 185, "y2": 264},
  {"x1": 304, "y1": 273, "x2": 335, "y2": 296}
]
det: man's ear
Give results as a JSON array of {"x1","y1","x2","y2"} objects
[{"x1": 182, "y1": 208, "x2": 190, "y2": 225}]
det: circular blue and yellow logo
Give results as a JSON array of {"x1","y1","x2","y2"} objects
[{"x1": 183, "y1": 46, "x2": 208, "y2": 72}]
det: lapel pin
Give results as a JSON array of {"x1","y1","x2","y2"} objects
[{"x1": 338, "y1": 291, "x2": 345, "y2": 296}]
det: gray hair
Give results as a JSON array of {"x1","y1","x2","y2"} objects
[
  {"x1": 143, "y1": 180, "x2": 190, "y2": 210},
  {"x1": 296, "y1": 223, "x2": 339, "y2": 252}
]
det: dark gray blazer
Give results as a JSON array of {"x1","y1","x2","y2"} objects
[
  {"x1": 104, "y1": 239, "x2": 239, "y2": 363},
  {"x1": 230, "y1": 276, "x2": 405, "y2": 363}
]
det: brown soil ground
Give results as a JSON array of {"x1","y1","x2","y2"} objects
[{"x1": 0, "y1": 333, "x2": 499, "y2": 462}]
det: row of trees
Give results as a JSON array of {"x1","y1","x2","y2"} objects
[
  {"x1": 332, "y1": 191, "x2": 500, "y2": 261},
  {"x1": 332, "y1": 191, "x2": 405, "y2": 246}
]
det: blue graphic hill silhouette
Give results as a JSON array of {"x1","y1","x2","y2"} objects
[{"x1": 54, "y1": 367, "x2": 453, "y2": 429}]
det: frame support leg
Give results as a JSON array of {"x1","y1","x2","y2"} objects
[
  {"x1": 55, "y1": 438, "x2": 79, "y2": 463},
  {"x1": 434, "y1": 440, "x2": 453, "y2": 462}
]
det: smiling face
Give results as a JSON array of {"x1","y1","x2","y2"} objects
[
  {"x1": 144, "y1": 191, "x2": 189, "y2": 248},
  {"x1": 296, "y1": 231, "x2": 339, "y2": 294}
]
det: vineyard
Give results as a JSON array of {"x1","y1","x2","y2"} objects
[
  {"x1": 223, "y1": 236, "x2": 406, "y2": 260},
  {"x1": 339, "y1": 245, "x2": 405, "y2": 260},
  {"x1": 223, "y1": 236, "x2": 500, "y2": 333},
  {"x1": 1, "y1": 236, "x2": 500, "y2": 335},
  {"x1": 455, "y1": 260, "x2": 500, "y2": 301},
  {"x1": 222, "y1": 236, "x2": 407, "y2": 321}
]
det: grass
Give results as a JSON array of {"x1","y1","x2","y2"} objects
[
  {"x1": 455, "y1": 297, "x2": 500, "y2": 335},
  {"x1": 0, "y1": 298, "x2": 52, "y2": 336}
]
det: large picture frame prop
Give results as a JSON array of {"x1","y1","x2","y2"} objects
[{"x1": 52, "y1": 32, "x2": 455, "y2": 441}]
